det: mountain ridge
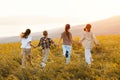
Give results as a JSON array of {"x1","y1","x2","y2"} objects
[{"x1": 0, "y1": 16, "x2": 120, "y2": 43}]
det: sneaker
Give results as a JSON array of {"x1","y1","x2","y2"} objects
[
  {"x1": 91, "y1": 58, "x2": 94, "y2": 62},
  {"x1": 21, "y1": 66, "x2": 26, "y2": 69},
  {"x1": 65, "y1": 51, "x2": 69, "y2": 58},
  {"x1": 88, "y1": 64, "x2": 91, "y2": 68},
  {"x1": 30, "y1": 61, "x2": 34, "y2": 67},
  {"x1": 41, "y1": 62, "x2": 46, "y2": 68}
]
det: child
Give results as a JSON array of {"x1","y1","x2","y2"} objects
[
  {"x1": 20, "y1": 29, "x2": 35, "y2": 68},
  {"x1": 58, "y1": 24, "x2": 73, "y2": 64},
  {"x1": 36, "y1": 30, "x2": 54, "y2": 68},
  {"x1": 79, "y1": 24, "x2": 99, "y2": 67}
]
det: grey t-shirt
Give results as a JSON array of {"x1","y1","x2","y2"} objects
[{"x1": 61, "y1": 31, "x2": 72, "y2": 45}]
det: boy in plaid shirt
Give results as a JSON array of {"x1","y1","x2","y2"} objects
[{"x1": 37, "y1": 30, "x2": 54, "y2": 68}]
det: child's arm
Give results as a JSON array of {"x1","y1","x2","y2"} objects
[
  {"x1": 29, "y1": 41, "x2": 35, "y2": 48},
  {"x1": 92, "y1": 34, "x2": 99, "y2": 45},
  {"x1": 35, "y1": 38, "x2": 42, "y2": 48},
  {"x1": 50, "y1": 39, "x2": 57, "y2": 48},
  {"x1": 58, "y1": 37, "x2": 62, "y2": 46},
  {"x1": 79, "y1": 33, "x2": 85, "y2": 43}
]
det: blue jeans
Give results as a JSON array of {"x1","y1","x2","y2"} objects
[{"x1": 62, "y1": 45, "x2": 72, "y2": 64}]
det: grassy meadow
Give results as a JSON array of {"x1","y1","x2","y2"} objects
[{"x1": 0, "y1": 35, "x2": 120, "y2": 80}]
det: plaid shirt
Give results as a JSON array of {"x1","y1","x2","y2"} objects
[{"x1": 38, "y1": 37, "x2": 54, "y2": 49}]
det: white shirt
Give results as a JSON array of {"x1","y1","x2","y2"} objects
[
  {"x1": 81, "y1": 32, "x2": 99, "y2": 49},
  {"x1": 21, "y1": 36, "x2": 32, "y2": 49}
]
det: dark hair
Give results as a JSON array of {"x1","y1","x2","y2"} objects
[
  {"x1": 22, "y1": 29, "x2": 31, "y2": 38},
  {"x1": 43, "y1": 30, "x2": 48, "y2": 37},
  {"x1": 65, "y1": 24, "x2": 70, "y2": 39},
  {"x1": 85, "y1": 24, "x2": 91, "y2": 32}
]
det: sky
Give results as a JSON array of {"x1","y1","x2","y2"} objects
[{"x1": 0, "y1": 0, "x2": 120, "y2": 37}]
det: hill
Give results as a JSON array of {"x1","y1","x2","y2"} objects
[
  {"x1": 0, "y1": 16, "x2": 120, "y2": 43},
  {"x1": 32, "y1": 16, "x2": 120, "y2": 38},
  {"x1": 92, "y1": 16, "x2": 120, "y2": 35},
  {"x1": 55, "y1": 16, "x2": 120, "y2": 36}
]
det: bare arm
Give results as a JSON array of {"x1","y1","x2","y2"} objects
[
  {"x1": 71, "y1": 33, "x2": 74, "y2": 44},
  {"x1": 79, "y1": 33, "x2": 85, "y2": 43},
  {"x1": 58, "y1": 37, "x2": 62, "y2": 46},
  {"x1": 92, "y1": 34, "x2": 99, "y2": 45},
  {"x1": 29, "y1": 41, "x2": 35, "y2": 48},
  {"x1": 58, "y1": 33, "x2": 63, "y2": 46}
]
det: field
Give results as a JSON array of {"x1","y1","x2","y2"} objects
[{"x1": 0, "y1": 35, "x2": 120, "y2": 80}]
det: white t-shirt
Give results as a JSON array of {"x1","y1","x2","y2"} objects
[{"x1": 21, "y1": 36, "x2": 32, "y2": 49}]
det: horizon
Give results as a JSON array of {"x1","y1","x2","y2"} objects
[{"x1": 0, "y1": 15, "x2": 119, "y2": 38}]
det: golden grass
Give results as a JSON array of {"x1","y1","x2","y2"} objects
[{"x1": 0, "y1": 35, "x2": 120, "y2": 80}]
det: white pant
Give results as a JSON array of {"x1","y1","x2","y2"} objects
[
  {"x1": 62, "y1": 45, "x2": 72, "y2": 64},
  {"x1": 85, "y1": 48, "x2": 92, "y2": 65}
]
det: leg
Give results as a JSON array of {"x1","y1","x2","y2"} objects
[
  {"x1": 85, "y1": 48, "x2": 91, "y2": 65},
  {"x1": 28, "y1": 55, "x2": 33, "y2": 66},
  {"x1": 42, "y1": 49, "x2": 50, "y2": 63},
  {"x1": 21, "y1": 49, "x2": 26, "y2": 68},
  {"x1": 41, "y1": 49, "x2": 50, "y2": 68},
  {"x1": 26, "y1": 49, "x2": 33, "y2": 66},
  {"x1": 62, "y1": 45, "x2": 67, "y2": 57},
  {"x1": 66, "y1": 46, "x2": 72, "y2": 64},
  {"x1": 22, "y1": 54, "x2": 26, "y2": 68},
  {"x1": 90, "y1": 48, "x2": 93, "y2": 62}
]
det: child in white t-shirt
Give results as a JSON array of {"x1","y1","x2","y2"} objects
[{"x1": 20, "y1": 29, "x2": 35, "y2": 68}]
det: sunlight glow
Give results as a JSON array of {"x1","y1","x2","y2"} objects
[
  {"x1": 0, "y1": 0, "x2": 120, "y2": 20},
  {"x1": 0, "y1": 0, "x2": 120, "y2": 37}
]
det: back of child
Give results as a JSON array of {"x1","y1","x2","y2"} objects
[{"x1": 37, "y1": 30, "x2": 54, "y2": 68}]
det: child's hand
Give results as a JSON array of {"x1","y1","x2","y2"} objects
[
  {"x1": 33, "y1": 46, "x2": 37, "y2": 48},
  {"x1": 32, "y1": 46, "x2": 35, "y2": 48},
  {"x1": 78, "y1": 41, "x2": 81, "y2": 44},
  {"x1": 57, "y1": 43, "x2": 60, "y2": 48},
  {"x1": 96, "y1": 44, "x2": 100, "y2": 46}
]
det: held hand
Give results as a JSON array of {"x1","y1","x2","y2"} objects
[
  {"x1": 57, "y1": 43, "x2": 60, "y2": 48},
  {"x1": 32, "y1": 46, "x2": 36, "y2": 48},
  {"x1": 30, "y1": 43, "x2": 36, "y2": 48},
  {"x1": 53, "y1": 44, "x2": 57, "y2": 48},
  {"x1": 72, "y1": 40, "x2": 76, "y2": 43},
  {"x1": 78, "y1": 41, "x2": 81, "y2": 44},
  {"x1": 96, "y1": 44, "x2": 100, "y2": 46},
  {"x1": 33, "y1": 46, "x2": 37, "y2": 48}
]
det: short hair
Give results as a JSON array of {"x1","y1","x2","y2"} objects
[{"x1": 43, "y1": 30, "x2": 48, "y2": 36}]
